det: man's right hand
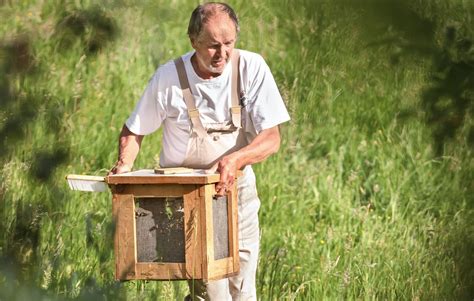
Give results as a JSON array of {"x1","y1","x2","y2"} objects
[{"x1": 108, "y1": 162, "x2": 132, "y2": 175}]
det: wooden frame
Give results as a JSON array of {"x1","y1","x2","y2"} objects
[{"x1": 106, "y1": 169, "x2": 239, "y2": 281}]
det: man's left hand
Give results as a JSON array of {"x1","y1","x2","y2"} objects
[
  {"x1": 213, "y1": 126, "x2": 282, "y2": 196},
  {"x1": 215, "y1": 155, "x2": 238, "y2": 196}
]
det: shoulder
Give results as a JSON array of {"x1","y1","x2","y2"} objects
[
  {"x1": 237, "y1": 49, "x2": 267, "y2": 68},
  {"x1": 237, "y1": 49, "x2": 275, "y2": 87},
  {"x1": 237, "y1": 49, "x2": 272, "y2": 84},
  {"x1": 149, "y1": 51, "x2": 193, "y2": 86},
  {"x1": 154, "y1": 58, "x2": 178, "y2": 80}
]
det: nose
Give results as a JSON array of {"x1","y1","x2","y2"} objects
[{"x1": 217, "y1": 46, "x2": 225, "y2": 59}]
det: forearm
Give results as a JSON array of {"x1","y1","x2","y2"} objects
[
  {"x1": 231, "y1": 126, "x2": 281, "y2": 169},
  {"x1": 116, "y1": 125, "x2": 144, "y2": 168},
  {"x1": 215, "y1": 126, "x2": 281, "y2": 195},
  {"x1": 217, "y1": 126, "x2": 280, "y2": 176}
]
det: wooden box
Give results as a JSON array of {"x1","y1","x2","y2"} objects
[{"x1": 105, "y1": 169, "x2": 239, "y2": 281}]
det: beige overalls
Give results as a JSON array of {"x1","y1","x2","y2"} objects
[{"x1": 175, "y1": 51, "x2": 260, "y2": 301}]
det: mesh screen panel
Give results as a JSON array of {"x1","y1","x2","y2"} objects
[
  {"x1": 135, "y1": 197, "x2": 185, "y2": 263},
  {"x1": 212, "y1": 195, "x2": 229, "y2": 260}
]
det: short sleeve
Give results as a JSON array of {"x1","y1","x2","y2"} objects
[
  {"x1": 244, "y1": 54, "x2": 290, "y2": 133},
  {"x1": 125, "y1": 71, "x2": 166, "y2": 135}
]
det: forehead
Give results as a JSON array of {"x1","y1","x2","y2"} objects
[{"x1": 197, "y1": 13, "x2": 237, "y2": 43}]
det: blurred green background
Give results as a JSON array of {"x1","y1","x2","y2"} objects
[{"x1": 0, "y1": 0, "x2": 473, "y2": 300}]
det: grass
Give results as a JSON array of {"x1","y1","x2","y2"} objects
[{"x1": 1, "y1": 0, "x2": 473, "y2": 300}]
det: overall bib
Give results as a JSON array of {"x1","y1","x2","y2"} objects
[{"x1": 175, "y1": 51, "x2": 260, "y2": 301}]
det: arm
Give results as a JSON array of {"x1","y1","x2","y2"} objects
[
  {"x1": 215, "y1": 126, "x2": 281, "y2": 195},
  {"x1": 109, "y1": 125, "x2": 144, "y2": 175}
]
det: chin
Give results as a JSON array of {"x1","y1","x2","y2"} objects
[{"x1": 208, "y1": 65, "x2": 225, "y2": 74}]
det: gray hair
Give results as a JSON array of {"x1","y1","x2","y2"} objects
[{"x1": 187, "y1": 2, "x2": 240, "y2": 41}]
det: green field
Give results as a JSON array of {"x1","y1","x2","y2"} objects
[{"x1": 1, "y1": 0, "x2": 473, "y2": 300}]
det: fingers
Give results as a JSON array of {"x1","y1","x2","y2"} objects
[
  {"x1": 215, "y1": 179, "x2": 233, "y2": 196},
  {"x1": 215, "y1": 185, "x2": 227, "y2": 196},
  {"x1": 215, "y1": 158, "x2": 236, "y2": 196},
  {"x1": 108, "y1": 162, "x2": 131, "y2": 175}
]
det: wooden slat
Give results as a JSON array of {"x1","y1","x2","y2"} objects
[
  {"x1": 229, "y1": 182, "x2": 240, "y2": 274},
  {"x1": 106, "y1": 169, "x2": 243, "y2": 185},
  {"x1": 106, "y1": 171, "x2": 220, "y2": 185},
  {"x1": 115, "y1": 184, "x2": 188, "y2": 197},
  {"x1": 199, "y1": 184, "x2": 213, "y2": 280},
  {"x1": 112, "y1": 192, "x2": 120, "y2": 280},
  {"x1": 184, "y1": 186, "x2": 203, "y2": 279},
  {"x1": 204, "y1": 184, "x2": 216, "y2": 279},
  {"x1": 112, "y1": 194, "x2": 137, "y2": 280},
  {"x1": 135, "y1": 262, "x2": 187, "y2": 280},
  {"x1": 208, "y1": 257, "x2": 238, "y2": 280},
  {"x1": 154, "y1": 167, "x2": 194, "y2": 174}
]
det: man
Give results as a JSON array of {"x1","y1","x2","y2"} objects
[{"x1": 110, "y1": 2, "x2": 290, "y2": 300}]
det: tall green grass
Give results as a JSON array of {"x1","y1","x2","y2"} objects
[{"x1": 1, "y1": 0, "x2": 473, "y2": 300}]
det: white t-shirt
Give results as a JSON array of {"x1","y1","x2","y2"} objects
[{"x1": 126, "y1": 49, "x2": 290, "y2": 167}]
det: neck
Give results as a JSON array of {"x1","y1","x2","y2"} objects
[{"x1": 191, "y1": 54, "x2": 220, "y2": 79}]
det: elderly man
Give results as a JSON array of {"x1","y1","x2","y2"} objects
[{"x1": 110, "y1": 2, "x2": 290, "y2": 300}]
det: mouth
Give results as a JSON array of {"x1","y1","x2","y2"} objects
[{"x1": 211, "y1": 60, "x2": 225, "y2": 68}]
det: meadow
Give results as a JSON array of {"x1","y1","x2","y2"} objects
[{"x1": 0, "y1": 0, "x2": 473, "y2": 300}]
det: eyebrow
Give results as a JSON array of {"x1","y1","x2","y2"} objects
[{"x1": 208, "y1": 39, "x2": 235, "y2": 45}]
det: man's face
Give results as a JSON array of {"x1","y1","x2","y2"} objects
[{"x1": 191, "y1": 13, "x2": 237, "y2": 79}]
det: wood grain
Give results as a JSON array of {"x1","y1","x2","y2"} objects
[
  {"x1": 112, "y1": 194, "x2": 137, "y2": 280},
  {"x1": 106, "y1": 170, "x2": 220, "y2": 185},
  {"x1": 229, "y1": 182, "x2": 240, "y2": 274},
  {"x1": 184, "y1": 186, "x2": 203, "y2": 279},
  {"x1": 118, "y1": 184, "x2": 187, "y2": 197},
  {"x1": 208, "y1": 257, "x2": 239, "y2": 280},
  {"x1": 135, "y1": 262, "x2": 186, "y2": 280},
  {"x1": 154, "y1": 167, "x2": 194, "y2": 174}
]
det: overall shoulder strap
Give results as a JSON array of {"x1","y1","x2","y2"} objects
[
  {"x1": 174, "y1": 56, "x2": 207, "y2": 138},
  {"x1": 230, "y1": 50, "x2": 242, "y2": 129}
]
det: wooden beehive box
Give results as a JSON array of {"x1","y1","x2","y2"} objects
[{"x1": 105, "y1": 169, "x2": 239, "y2": 281}]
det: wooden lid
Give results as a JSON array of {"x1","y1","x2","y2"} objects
[{"x1": 106, "y1": 169, "x2": 221, "y2": 185}]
